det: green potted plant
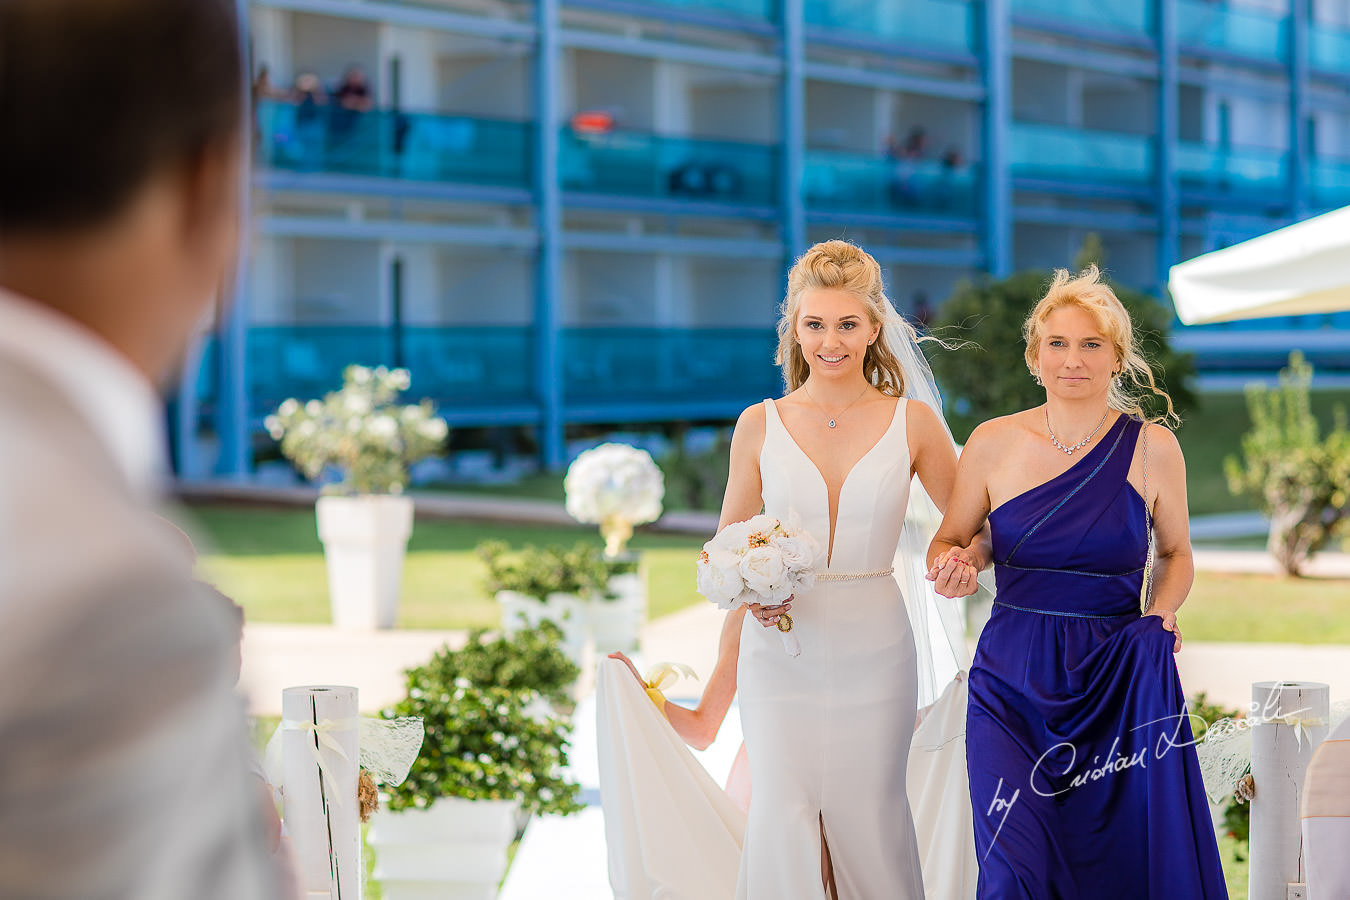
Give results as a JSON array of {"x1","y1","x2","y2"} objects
[
  {"x1": 369, "y1": 625, "x2": 583, "y2": 898},
  {"x1": 265, "y1": 364, "x2": 447, "y2": 629},
  {"x1": 477, "y1": 540, "x2": 609, "y2": 663}
]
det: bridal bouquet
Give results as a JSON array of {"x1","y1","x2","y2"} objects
[{"x1": 696, "y1": 514, "x2": 821, "y2": 657}]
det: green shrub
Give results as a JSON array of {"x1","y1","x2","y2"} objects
[
  {"x1": 1225, "y1": 352, "x2": 1350, "y2": 576},
  {"x1": 476, "y1": 540, "x2": 636, "y2": 602},
  {"x1": 383, "y1": 625, "x2": 584, "y2": 816}
]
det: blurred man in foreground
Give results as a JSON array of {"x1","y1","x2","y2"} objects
[{"x1": 0, "y1": 1, "x2": 282, "y2": 896}]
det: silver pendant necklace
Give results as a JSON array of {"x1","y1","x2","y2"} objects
[
  {"x1": 804, "y1": 383, "x2": 871, "y2": 429},
  {"x1": 1045, "y1": 407, "x2": 1109, "y2": 455}
]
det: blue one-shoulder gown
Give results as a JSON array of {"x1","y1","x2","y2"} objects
[{"x1": 967, "y1": 415, "x2": 1227, "y2": 899}]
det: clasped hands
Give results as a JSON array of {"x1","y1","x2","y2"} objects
[{"x1": 926, "y1": 546, "x2": 983, "y2": 598}]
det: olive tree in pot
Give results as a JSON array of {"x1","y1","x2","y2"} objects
[{"x1": 266, "y1": 364, "x2": 447, "y2": 629}]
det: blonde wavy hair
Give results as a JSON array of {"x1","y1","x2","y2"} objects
[
  {"x1": 1023, "y1": 265, "x2": 1178, "y2": 426},
  {"x1": 774, "y1": 240, "x2": 919, "y2": 395}
]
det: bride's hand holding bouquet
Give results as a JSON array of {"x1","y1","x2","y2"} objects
[{"x1": 695, "y1": 514, "x2": 821, "y2": 658}]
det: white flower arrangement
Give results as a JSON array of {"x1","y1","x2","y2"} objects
[
  {"x1": 265, "y1": 364, "x2": 448, "y2": 495},
  {"x1": 696, "y1": 514, "x2": 822, "y2": 657},
  {"x1": 564, "y1": 443, "x2": 665, "y2": 557}
]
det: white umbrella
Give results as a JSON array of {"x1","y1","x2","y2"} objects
[{"x1": 1168, "y1": 205, "x2": 1350, "y2": 325}]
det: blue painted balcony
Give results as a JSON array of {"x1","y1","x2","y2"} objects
[
  {"x1": 561, "y1": 328, "x2": 781, "y2": 404},
  {"x1": 214, "y1": 325, "x2": 781, "y2": 423},
  {"x1": 1177, "y1": 0, "x2": 1288, "y2": 64},
  {"x1": 255, "y1": 100, "x2": 533, "y2": 190},
  {"x1": 1010, "y1": 122, "x2": 1154, "y2": 188},
  {"x1": 803, "y1": 148, "x2": 978, "y2": 217},
  {"x1": 243, "y1": 325, "x2": 536, "y2": 420},
  {"x1": 627, "y1": 0, "x2": 779, "y2": 22},
  {"x1": 558, "y1": 127, "x2": 779, "y2": 208},
  {"x1": 1311, "y1": 21, "x2": 1350, "y2": 77},
  {"x1": 1175, "y1": 143, "x2": 1288, "y2": 200},
  {"x1": 1011, "y1": 0, "x2": 1153, "y2": 39},
  {"x1": 803, "y1": 0, "x2": 977, "y2": 54},
  {"x1": 1310, "y1": 157, "x2": 1350, "y2": 210}
]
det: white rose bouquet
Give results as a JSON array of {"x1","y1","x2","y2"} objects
[
  {"x1": 696, "y1": 514, "x2": 821, "y2": 657},
  {"x1": 265, "y1": 364, "x2": 448, "y2": 495},
  {"x1": 564, "y1": 443, "x2": 665, "y2": 557}
]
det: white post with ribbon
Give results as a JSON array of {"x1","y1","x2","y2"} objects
[
  {"x1": 282, "y1": 685, "x2": 362, "y2": 900},
  {"x1": 1249, "y1": 681, "x2": 1330, "y2": 900}
]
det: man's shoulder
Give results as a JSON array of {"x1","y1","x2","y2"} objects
[{"x1": 0, "y1": 356, "x2": 170, "y2": 606}]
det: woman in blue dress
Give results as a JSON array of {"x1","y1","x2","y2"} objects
[{"x1": 928, "y1": 266, "x2": 1227, "y2": 899}]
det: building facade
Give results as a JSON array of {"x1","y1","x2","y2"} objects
[{"x1": 179, "y1": 0, "x2": 1350, "y2": 477}]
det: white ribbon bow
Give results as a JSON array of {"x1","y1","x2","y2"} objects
[{"x1": 281, "y1": 716, "x2": 357, "y2": 808}]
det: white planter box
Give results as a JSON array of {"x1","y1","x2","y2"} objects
[
  {"x1": 592, "y1": 564, "x2": 646, "y2": 653},
  {"x1": 315, "y1": 494, "x2": 414, "y2": 629},
  {"x1": 589, "y1": 596, "x2": 641, "y2": 654},
  {"x1": 369, "y1": 798, "x2": 520, "y2": 900},
  {"x1": 496, "y1": 591, "x2": 587, "y2": 665}
]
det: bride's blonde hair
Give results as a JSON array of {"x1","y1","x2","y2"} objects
[
  {"x1": 775, "y1": 240, "x2": 917, "y2": 395},
  {"x1": 1023, "y1": 265, "x2": 1178, "y2": 426}
]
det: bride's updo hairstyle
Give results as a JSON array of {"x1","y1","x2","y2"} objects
[
  {"x1": 775, "y1": 240, "x2": 917, "y2": 395},
  {"x1": 1023, "y1": 265, "x2": 1178, "y2": 426}
]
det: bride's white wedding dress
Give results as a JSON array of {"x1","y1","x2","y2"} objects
[
  {"x1": 736, "y1": 396, "x2": 922, "y2": 898},
  {"x1": 597, "y1": 394, "x2": 978, "y2": 900}
]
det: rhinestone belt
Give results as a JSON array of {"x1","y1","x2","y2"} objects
[{"x1": 817, "y1": 567, "x2": 895, "y2": 583}]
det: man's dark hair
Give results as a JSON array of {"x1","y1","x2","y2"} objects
[{"x1": 0, "y1": 0, "x2": 243, "y2": 234}]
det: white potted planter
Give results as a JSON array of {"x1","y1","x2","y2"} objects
[
  {"x1": 316, "y1": 493, "x2": 415, "y2": 629},
  {"x1": 496, "y1": 590, "x2": 586, "y2": 665},
  {"x1": 369, "y1": 798, "x2": 519, "y2": 900},
  {"x1": 589, "y1": 555, "x2": 646, "y2": 654}
]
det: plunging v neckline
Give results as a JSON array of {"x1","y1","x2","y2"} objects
[{"x1": 767, "y1": 396, "x2": 904, "y2": 567}]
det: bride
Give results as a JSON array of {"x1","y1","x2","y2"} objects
[{"x1": 597, "y1": 239, "x2": 987, "y2": 899}]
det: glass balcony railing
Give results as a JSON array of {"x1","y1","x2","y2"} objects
[
  {"x1": 558, "y1": 127, "x2": 779, "y2": 206},
  {"x1": 1175, "y1": 143, "x2": 1288, "y2": 196},
  {"x1": 634, "y1": 0, "x2": 778, "y2": 21},
  {"x1": 1310, "y1": 158, "x2": 1350, "y2": 209},
  {"x1": 803, "y1": 148, "x2": 978, "y2": 216},
  {"x1": 1177, "y1": 0, "x2": 1288, "y2": 63},
  {"x1": 255, "y1": 99, "x2": 533, "y2": 189},
  {"x1": 243, "y1": 325, "x2": 536, "y2": 418},
  {"x1": 1010, "y1": 122, "x2": 1154, "y2": 185},
  {"x1": 1011, "y1": 0, "x2": 1153, "y2": 38},
  {"x1": 561, "y1": 328, "x2": 781, "y2": 402},
  {"x1": 1311, "y1": 21, "x2": 1350, "y2": 76},
  {"x1": 804, "y1": 0, "x2": 976, "y2": 53}
]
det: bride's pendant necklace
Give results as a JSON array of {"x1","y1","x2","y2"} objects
[
  {"x1": 1045, "y1": 406, "x2": 1109, "y2": 455},
  {"x1": 804, "y1": 383, "x2": 871, "y2": 429}
]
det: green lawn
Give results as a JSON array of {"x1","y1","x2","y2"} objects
[
  {"x1": 1176, "y1": 388, "x2": 1350, "y2": 516},
  {"x1": 183, "y1": 502, "x2": 1350, "y2": 644},
  {"x1": 184, "y1": 503, "x2": 705, "y2": 630},
  {"x1": 1181, "y1": 570, "x2": 1350, "y2": 643}
]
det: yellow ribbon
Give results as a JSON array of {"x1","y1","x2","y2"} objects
[
  {"x1": 282, "y1": 717, "x2": 356, "y2": 808},
  {"x1": 643, "y1": 662, "x2": 697, "y2": 716}
]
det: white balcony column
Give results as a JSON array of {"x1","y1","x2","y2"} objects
[
  {"x1": 251, "y1": 7, "x2": 292, "y2": 83},
  {"x1": 377, "y1": 25, "x2": 437, "y2": 110},
  {"x1": 653, "y1": 59, "x2": 690, "y2": 134}
]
